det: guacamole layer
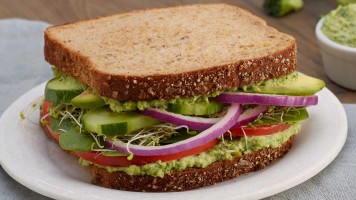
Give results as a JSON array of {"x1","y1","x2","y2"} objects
[{"x1": 80, "y1": 122, "x2": 301, "y2": 178}]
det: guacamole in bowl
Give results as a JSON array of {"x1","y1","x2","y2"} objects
[{"x1": 322, "y1": 4, "x2": 356, "y2": 48}]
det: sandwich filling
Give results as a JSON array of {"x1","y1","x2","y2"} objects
[
  {"x1": 52, "y1": 68, "x2": 300, "y2": 112},
  {"x1": 42, "y1": 69, "x2": 324, "y2": 178},
  {"x1": 80, "y1": 122, "x2": 301, "y2": 177}
]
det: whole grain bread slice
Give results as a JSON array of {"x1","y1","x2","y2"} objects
[
  {"x1": 44, "y1": 3, "x2": 297, "y2": 101},
  {"x1": 41, "y1": 117, "x2": 295, "y2": 192}
]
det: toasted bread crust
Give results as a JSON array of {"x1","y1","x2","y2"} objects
[
  {"x1": 41, "y1": 118, "x2": 295, "y2": 192},
  {"x1": 44, "y1": 4, "x2": 297, "y2": 101}
]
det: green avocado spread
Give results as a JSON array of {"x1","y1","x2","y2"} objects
[
  {"x1": 80, "y1": 122, "x2": 301, "y2": 178},
  {"x1": 52, "y1": 68, "x2": 88, "y2": 90},
  {"x1": 322, "y1": 4, "x2": 356, "y2": 48}
]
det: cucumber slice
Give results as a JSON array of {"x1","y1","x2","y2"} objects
[
  {"x1": 167, "y1": 101, "x2": 224, "y2": 116},
  {"x1": 71, "y1": 90, "x2": 106, "y2": 109},
  {"x1": 82, "y1": 107, "x2": 160, "y2": 137},
  {"x1": 45, "y1": 78, "x2": 84, "y2": 104}
]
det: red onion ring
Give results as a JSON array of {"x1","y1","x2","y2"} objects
[
  {"x1": 232, "y1": 105, "x2": 269, "y2": 128},
  {"x1": 212, "y1": 92, "x2": 318, "y2": 107},
  {"x1": 139, "y1": 108, "x2": 220, "y2": 130},
  {"x1": 105, "y1": 104, "x2": 242, "y2": 156},
  {"x1": 140, "y1": 105, "x2": 268, "y2": 130}
]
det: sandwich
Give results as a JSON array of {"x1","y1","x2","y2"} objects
[{"x1": 40, "y1": 4, "x2": 325, "y2": 192}]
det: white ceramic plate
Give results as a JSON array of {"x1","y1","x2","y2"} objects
[{"x1": 0, "y1": 83, "x2": 347, "y2": 200}]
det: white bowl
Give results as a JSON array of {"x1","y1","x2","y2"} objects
[{"x1": 315, "y1": 18, "x2": 356, "y2": 90}]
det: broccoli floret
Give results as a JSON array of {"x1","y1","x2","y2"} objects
[
  {"x1": 337, "y1": 0, "x2": 356, "y2": 5},
  {"x1": 264, "y1": 0, "x2": 304, "y2": 17}
]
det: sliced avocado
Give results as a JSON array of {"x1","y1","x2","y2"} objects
[
  {"x1": 249, "y1": 74, "x2": 325, "y2": 96},
  {"x1": 71, "y1": 90, "x2": 106, "y2": 109}
]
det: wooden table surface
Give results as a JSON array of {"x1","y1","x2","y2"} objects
[{"x1": 1, "y1": 0, "x2": 355, "y2": 103}]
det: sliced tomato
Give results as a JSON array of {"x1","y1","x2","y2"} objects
[
  {"x1": 43, "y1": 100, "x2": 218, "y2": 167},
  {"x1": 75, "y1": 138, "x2": 217, "y2": 167},
  {"x1": 43, "y1": 101, "x2": 60, "y2": 141},
  {"x1": 225, "y1": 123, "x2": 291, "y2": 137},
  {"x1": 42, "y1": 100, "x2": 51, "y2": 122}
]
